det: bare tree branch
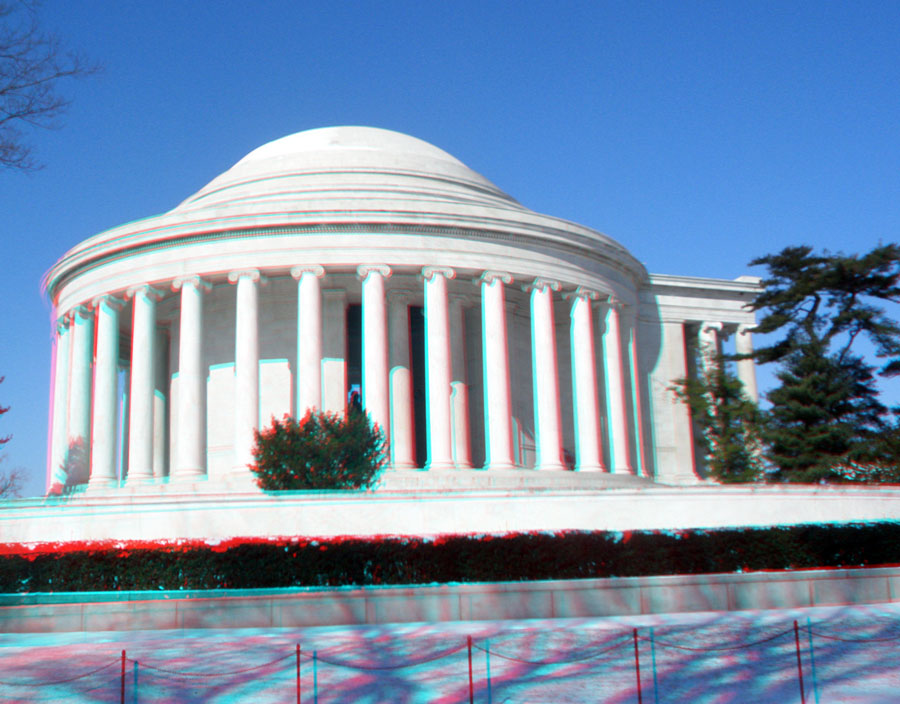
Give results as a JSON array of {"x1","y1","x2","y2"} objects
[
  {"x1": 0, "y1": 0, "x2": 98, "y2": 170},
  {"x1": 0, "y1": 466, "x2": 23, "y2": 497},
  {"x1": 0, "y1": 375, "x2": 10, "y2": 446}
]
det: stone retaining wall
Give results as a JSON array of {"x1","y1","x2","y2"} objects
[{"x1": 2, "y1": 566, "x2": 896, "y2": 633}]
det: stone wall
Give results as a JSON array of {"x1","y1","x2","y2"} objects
[{"x1": 2, "y1": 566, "x2": 895, "y2": 633}]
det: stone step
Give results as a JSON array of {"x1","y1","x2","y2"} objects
[{"x1": 374, "y1": 469, "x2": 655, "y2": 492}]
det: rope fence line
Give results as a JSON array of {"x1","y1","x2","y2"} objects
[
  {"x1": 472, "y1": 633, "x2": 631, "y2": 665},
  {"x1": 4, "y1": 619, "x2": 900, "y2": 699},
  {"x1": 129, "y1": 673, "x2": 242, "y2": 690},
  {"x1": 807, "y1": 628, "x2": 900, "y2": 643},
  {"x1": 0, "y1": 659, "x2": 118, "y2": 687},
  {"x1": 639, "y1": 627, "x2": 794, "y2": 652},
  {"x1": 129, "y1": 651, "x2": 294, "y2": 678},
  {"x1": 314, "y1": 643, "x2": 467, "y2": 671},
  {"x1": 0, "y1": 678, "x2": 121, "y2": 703}
]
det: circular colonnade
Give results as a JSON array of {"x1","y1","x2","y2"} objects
[{"x1": 43, "y1": 126, "x2": 753, "y2": 492}]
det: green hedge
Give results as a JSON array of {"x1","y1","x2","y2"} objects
[
  {"x1": 251, "y1": 410, "x2": 386, "y2": 490},
  {"x1": 2, "y1": 522, "x2": 898, "y2": 593}
]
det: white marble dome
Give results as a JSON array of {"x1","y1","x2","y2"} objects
[
  {"x1": 46, "y1": 126, "x2": 644, "y2": 310},
  {"x1": 42, "y1": 126, "x2": 760, "y2": 496}
]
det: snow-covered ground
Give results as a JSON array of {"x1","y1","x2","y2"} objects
[{"x1": 2, "y1": 603, "x2": 899, "y2": 702}]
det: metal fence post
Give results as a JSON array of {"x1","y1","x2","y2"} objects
[
  {"x1": 485, "y1": 638, "x2": 492, "y2": 704},
  {"x1": 633, "y1": 628, "x2": 643, "y2": 704},
  {"x1": 467, "y1": 635, "x2": 474, "y2": 704},
  {"x1": 793, "y1": 620, "x2": 806, "y2": 704},
  {"x1": 805, "y1": 617, "x2": 820, "y2": 704}
]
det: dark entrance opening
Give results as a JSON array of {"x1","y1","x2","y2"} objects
[
  {"x1": 409, "y1": 305, "x2": 427, "y2": 468},
  {"x1": 346, "y1": 304, "x2": 362, "y2": 409}
]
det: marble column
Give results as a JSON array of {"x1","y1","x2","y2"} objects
[
  {"x1": 67, "y1": 305, "x2": 94, "y2": 457},
  {"x1": 388, "y1": 290, "x2": 415, "y2": 469},
  {"x1": 422, "y1": 266, "x2": 455, "y2": 470},
  {"x1": 526, "y1": 278, "x2": 564, "y2": 471},
  {"x1": 735, "y1": 324, "x2": 759, "y2": 402},
  {"x1": 49, "y1": 314, "x2": 71, "y2": 486},
  {"x1": 358, "y1": 265, "x2": 392, "y2": 450},
  {"x1": 566, "y1": 287, "x2": 605, "y2": 472},
  {"x1": 625, "y1": 307, "x2": 647, "y2": 477},
  {"x1": 603, "y1": 298, "x2": 633, "y2": 474},
  {"x1": 449, "y1": 295, "x2": 472, "y2": 469},
  {"x1": 173, "y1": 276, "x2": 209, "y2": 480},
  {"x1": 291, "y1": 265, "x2": 325, "y2": 417},
  {"x1": 126, "y1": 285, "x2": 163, "y2": 483},
  {"x1": 229, "y1": 270, "x2": 263, "y2": 474},
  {"x1": 698, "y1": 321, "x2": 723, "y2": 376},
  {"x1": 321, "y1": 289, "x2": 347, "y2": 414},
  {"x1": 152, "y1": 384, "x2": 167, "y2": 480},
  {"x1": 479, "y1": 271, "x2": 515, "y2": 470},
  {"x1": 89, "y1": 295, "x2": 124, "y2": 487}
]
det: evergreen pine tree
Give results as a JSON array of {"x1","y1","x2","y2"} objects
[
  {"x1": 748, "y1": 244, "x2": 900, "y2": 481},
  {"x1": 764, "y1": 342, "x2": 886, "y2": 481},
  {"x1": 672, "y1": 358, "x2": 765, "y2": 483}
]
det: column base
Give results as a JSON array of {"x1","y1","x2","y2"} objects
[
  {"x1": 172, "y1": 469, "x2": 207, "y2": 481},
  {"x1": 389, "y1": 462, "x2": 417, "y2": 471},
  {"x1": 612, "y1": 465, "x2": 635, "y2": 475},
  {"x1": 424, "y1": 461, "x2": 456, "y2": 471},
  {"x1": 85, "y1": 478, "x2": 119, "y2": 492},
  {"x1": 575, "y1": 464, "x2": 607, "y2": 472},
  {"x1": 484, "y1": 462, "x2": 517, "y2": 471},
  {"x1": 536, "y1": 463, "x2": 567, "y2": 471}
]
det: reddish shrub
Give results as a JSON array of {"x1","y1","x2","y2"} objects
[{"x1": 250, "y1": 408, "x2": 385, "y2": 490}]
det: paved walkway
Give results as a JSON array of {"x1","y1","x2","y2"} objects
[{"x1": 2, "y1": 603, "x2": 899, "y2": 702}]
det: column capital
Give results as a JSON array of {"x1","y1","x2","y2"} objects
[
  {"x1": 291, "y1": 264, "x2": 325, "y2": 280},
  {"x1": 422, "y1": 266, "x2": 455, "y2": 282},
  {"x1": 56, "y1": 312, "x2": 72, "y2": 332},
  {"x1": 604, "y1": 296, "x2": 627, "y2": 311},
  {"x1": 562, "y1": 286, "x2": 601, "y2": 303},
  {"x1": 357, "y1": 264, "x2": 392, "y2": 281},
  {"x1": 477, "y1": 270, "x2": 512, "y2": 286},
  {"x1": 71, "y1": 304, "x2": 92, "y2": 322},
  {"x1": 737, "y1": 323, "x2": 757, "y2": 336},
  {"x1": 227, "y1": 268, "x2": 266, "y2": 285},
  {"x1": 700, "y1": 321, "x2": 724, "y2": 334},
  {"x1": 172, "y1": 275, "x2": 212, "y2": 292},
  {"x1": 522, "y1": 277, "x2": 561, "y2": 294},
  {"x1": 90, "y1": 294, "x2": 126, "y2": 311},
  {"x1": 607, "y1": 299, "x2": 637, "y2": 326},
  {"x1": 126, "y1": 284, "x2": 165, "y2": 301}
]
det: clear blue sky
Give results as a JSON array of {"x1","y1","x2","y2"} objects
[{"x1": 2, "y1": 1, "x2": 899, "y2": 497}]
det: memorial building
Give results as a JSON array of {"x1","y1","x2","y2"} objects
[{"x1": 42, "y1": 126, "x2": 761, "y2": 497}]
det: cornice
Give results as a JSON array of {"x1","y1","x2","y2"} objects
[
  {"x1": 647, "y1": 273, "x2": 763, "y2": 294},
  {"x1": 45, "y1": 221, "x2": 649, "y2": 300}
]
